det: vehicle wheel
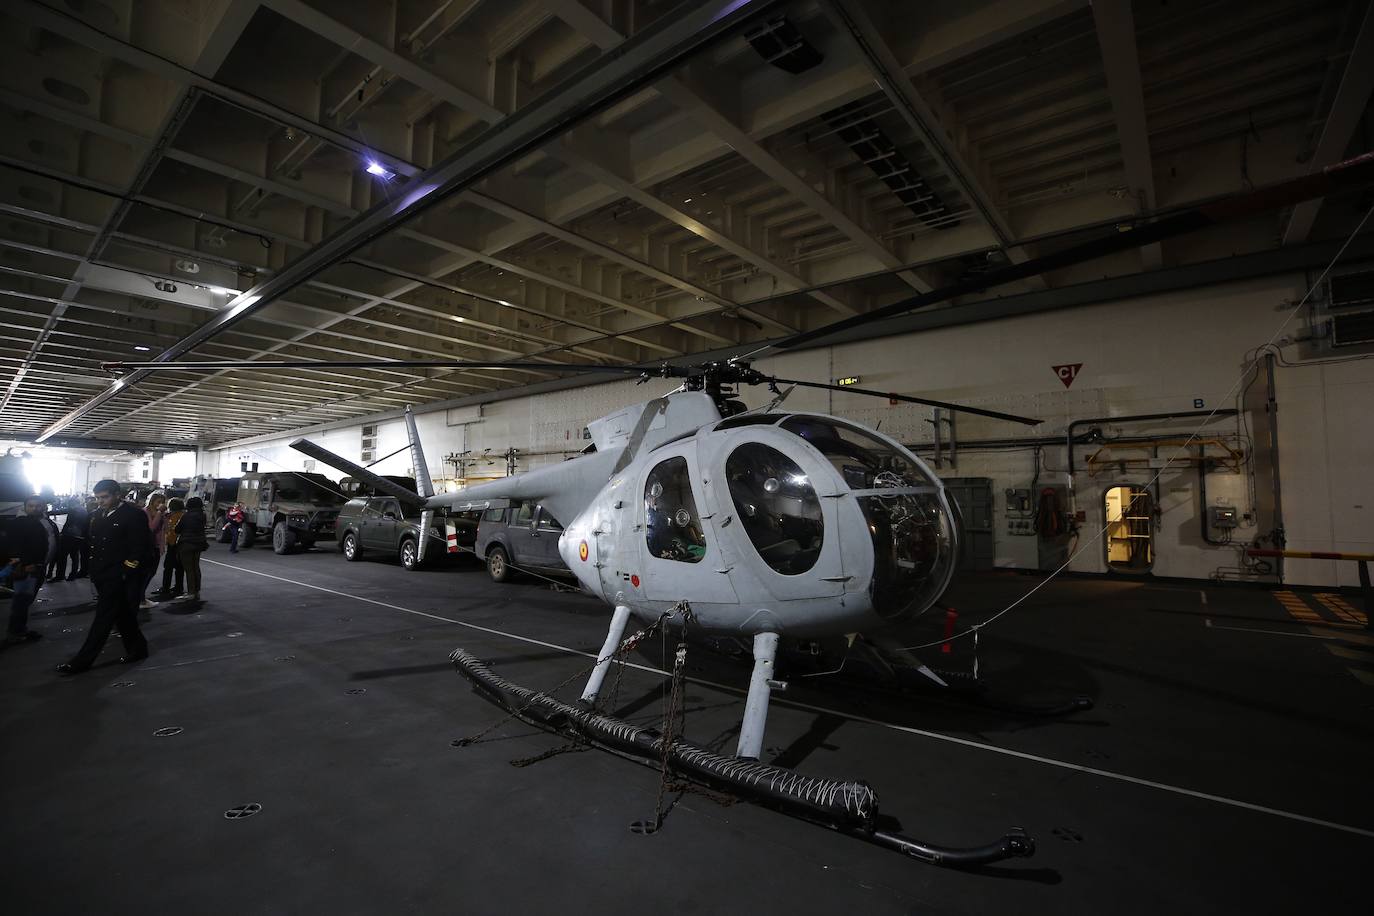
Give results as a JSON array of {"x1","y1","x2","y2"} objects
[
  {"x1": 399, "y1": 538, "x2": 420, "y2": 571},
  {"x1": 272, "y1": 521, "x2": 298, "y2": 555},
  {"x1": 215, "y1": 513, "x2": 231, "y2": 543},
  {"x1": 341, "y1": 532, "x2": 363, "y2": 561},
  {"x1": 487, "y1": 546, "x2": 510, "y2": 583},
  {"x1": 242, "y1": 524, "x2": 257, "y2": 548}
]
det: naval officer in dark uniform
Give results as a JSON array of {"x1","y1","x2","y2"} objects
[{"x1": 57, "y1": 479, "x2": 152, "y2": 675}]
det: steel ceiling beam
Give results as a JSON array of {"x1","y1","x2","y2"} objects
[
  {"x1": 1091, "y1": 0, "x2": 1162, "y2": 270},
  {"x1": 544, "y1": 0, "x2": 931, "y2": 296},
  {"x1": 35, "y1": 0, "x2": 781, "y2": 442},
  {"x1": 819, "y1": 0, "x2": 1045, "y2": 292},
  {"x1": 2, "y1": 0, "x2": 259, "y2": 415},
  {"x1": 7, "y1": 0, "x2": 418, "y2": 180},
  {"x1": 1283, "y1": 2, "x2": 1374, "y2": 244}
]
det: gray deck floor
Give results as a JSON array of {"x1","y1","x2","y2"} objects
[{"x1": 2, "y1": 544, "x2": 1370, "y2": 915}]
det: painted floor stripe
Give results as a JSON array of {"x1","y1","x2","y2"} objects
[
  {"x1": 204, "y1": 560, "x2": 1374, "y2": 841},
  {"x1": 1205, "y1": 619, "x2": 1356, "y2": 640},
  {"x1": 1318, "y1": 594, "x2": 1366, "y2": 625}
]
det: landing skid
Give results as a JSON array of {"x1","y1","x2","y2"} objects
[{"x1": 449, "y1": 647, "x2": 1036, "y2": 870}]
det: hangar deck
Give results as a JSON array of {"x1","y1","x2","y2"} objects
[{"x1": 1, "y1": 548, "x2": 1369, "y2": 915}]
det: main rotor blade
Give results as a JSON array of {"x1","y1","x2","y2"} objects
[
  {"x1": 98, "y1": 358, "x2": 657, "y2": 375},
  {"x1": 774, "y1": 150, "x2": 1374, "y2": 351},
  {"x1": 771, "y1": 377, "x2": 1041, "y2": 425}
]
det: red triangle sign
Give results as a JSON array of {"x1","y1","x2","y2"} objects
[{"x1": 1052, "y1": 363, "x2": 1083, "y2": 388}]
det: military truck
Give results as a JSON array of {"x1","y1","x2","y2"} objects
[
  {"x1": 187, "y1": 475, "x2": 243, "y2": 541},
  {"x1": 236, "y1": 472, "x2": 346, "y2": 554}
]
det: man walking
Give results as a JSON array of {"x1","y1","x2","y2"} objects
[
  {"x1": 4, "y1": 495, "x2": 56, "y2": 645},
  {"x1": 57, "y1": 480, "x2": 152, "y2": 675}
]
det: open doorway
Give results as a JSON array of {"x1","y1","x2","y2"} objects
[{"x1": 1105, "y1": 485, "x2": 1153, "y2": 573}]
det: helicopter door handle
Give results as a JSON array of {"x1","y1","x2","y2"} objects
[
  {"x1": 819, "y1": 575, "x2": 853, "y2": 582},
  {"x1": 715, "y1": 567, "x2": 733, "y2": 574},
  {"x1": 720, "y1": 515, "x2": 733, "y2": 527}
]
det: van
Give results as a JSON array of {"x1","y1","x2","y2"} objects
[{"x1": 474, "y1": 498, "x2": 573, "y2": 582}]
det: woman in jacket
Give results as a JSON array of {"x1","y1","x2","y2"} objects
[
  {"x1": 140, "y1": 491, "x2": 166, "y2": 609},
  {"x1": 154, "y1": 497, "x2": 186, "y2": 599},
  {"x1": 174, "y1": 497, "x2": 209, "y2": 602}
]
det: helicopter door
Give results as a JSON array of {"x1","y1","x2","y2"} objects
[
  {"x1": 638, "y1": 447, "x2": 737, "y2": 606},
  {"x1": 713, "y1": 438, "x2": 846, "y2": 600}
]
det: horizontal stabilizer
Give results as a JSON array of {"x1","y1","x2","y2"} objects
[{"x1": 289, "y1": 438, "x2": 426, "y2": 508}]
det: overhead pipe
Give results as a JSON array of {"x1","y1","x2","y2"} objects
[{"x1": 1065, "y1": 410, "x2": 1239, "y2": 475}]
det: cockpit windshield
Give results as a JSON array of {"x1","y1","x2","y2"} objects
[
  {"x1": 781, "y1": 415, "x2": 954, "y2": 619},
  {"x1": 780, "y1": 416, "x2": 935, "y2": 491}
]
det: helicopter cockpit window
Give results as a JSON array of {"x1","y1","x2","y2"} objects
[
  {"x1": 780, "y1": 416, "x2": 930, "y2": 490},
  {"x1": 725, "y1": 443, "x2": 823, "y2": 575},
  {"x1": 781, "y1": 415, "x2": 953, "y2": 618},
  {"x1": 645, "y1": 457, "x2": 706, "y2": 563}
]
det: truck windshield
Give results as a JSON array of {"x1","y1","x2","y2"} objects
[{"x1": 274, "y1": 485, "x2": 335, "y2": 504}]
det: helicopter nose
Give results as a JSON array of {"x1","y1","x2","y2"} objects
[{"x1": 855, "y1": 492, "x2": 957, "y2": 621}]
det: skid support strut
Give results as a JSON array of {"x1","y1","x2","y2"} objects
[
  {"x1": 736, "y1": 631, "x2": 780, "y2": 759},
  {"x1": 581, "y1": 605, "x2": 632, "y2": 704}
]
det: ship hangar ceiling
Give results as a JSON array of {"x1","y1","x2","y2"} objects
[{"x1": 0, "y1": 0, "x2": 1371, "y2": 449}]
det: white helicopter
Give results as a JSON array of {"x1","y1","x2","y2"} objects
[
  {"x1": 103, "y1": 150, "x2": 1374, "y2": 867},
  {"x1": 291, "y1": 361, "x2": 1040, "y2": 758}
]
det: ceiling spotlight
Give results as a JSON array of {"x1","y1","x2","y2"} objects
[
  {"x1": 365, "y1": 161, "x2": 396, "y2": 180},
  {"x1": 133, "y1": 345, "x2": 150, "y2": 351}
]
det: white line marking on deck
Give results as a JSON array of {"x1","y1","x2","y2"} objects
[
  {"x1": 1204, "y1": 618, "x2": 1352, "y2": 640},
  {"x1": 208, "y1": 559, "x2": 1374, "y2": 841}
]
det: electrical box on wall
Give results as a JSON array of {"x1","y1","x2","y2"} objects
[
  {"x1": 1004, "y1": 487, "x2": 1035, "y2": 536},
  {"x1": 1209, "y1": 506, "x2": 1238, "y2": 529}
]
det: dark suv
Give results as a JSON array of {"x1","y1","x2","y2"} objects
[
  {"x1": 475, "y1": 499, "x2": 572, "y2": 582},
  {"x1": 336, "y1": 496, "x2": 478, "y2": 571}
]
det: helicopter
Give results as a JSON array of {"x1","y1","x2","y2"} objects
[
  {"x1": 101, "y1": 150, "x2": 1374, "y2": 868},
  {"x1": 289, "y1": 361, "x2": 1038, "y2": 753}
]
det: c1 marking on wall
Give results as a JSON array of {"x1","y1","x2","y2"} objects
[{"x1": 1053, "y1": 363, "x2": 1084, "y2": 388}]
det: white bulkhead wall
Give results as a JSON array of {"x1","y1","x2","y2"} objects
[{"x1": 208, "y1": 272, "x2": 1371, "y2": 586}]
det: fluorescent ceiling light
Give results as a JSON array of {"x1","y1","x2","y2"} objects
[
  {"x1": 365, "y1": 161, "x2": 396, "y2": 180},
  {"x1": 133, "y1": 346, "x2": 150, "y2": 351}
]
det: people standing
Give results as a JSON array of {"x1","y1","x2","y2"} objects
[
  {"x1": 154, "y1": 497, "x2": 186, "y2": 599},
  {"x1": 57, "y1": 495, "x2": 89, "y2": 580},
  {"x1": 78, "y1": 496, "x2": 97, "y2": 576},
  {"x1": 4, "y1": 496, "x2": 56, "y2": 645},
  {"x1": 57, "y1": 480, "x2": 151, "y2": 675},
  {"x1": 226, "y1": 502, "x2": 245, "y2": 553},
  {"x1": 140, "y1": 491, "x2": 166, "y2": 611},
  {"x1": 174, "y1": 497, "x2": 209, "y2": 602}
]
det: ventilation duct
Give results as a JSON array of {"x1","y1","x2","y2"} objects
[
  {"x1": 1331, "y1": 310, "x2": 1374, "y2": 347},
  {"x1": 743, "y1": 17, "x2": 955, "y2": 231},
  {"x1": 743, "y1": 15, "x2": 824, "y2": 74},
  {"x1": 822, "y1": 101, "x2": 956, "y2": 229}
]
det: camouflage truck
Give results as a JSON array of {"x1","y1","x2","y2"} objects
[
  {"x1": 187, "y1": 475, "x2": 242, "y2": 541},
  {"x1": 236, "y1": 472, "x2": 346, "y2": 554}
]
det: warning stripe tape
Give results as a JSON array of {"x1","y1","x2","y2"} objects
[
  {"x1": 1316, "y1": 594, "x2": 1366, "y2": 625},
  {"x1": 1276, "y1": 591, "x2": 1324, "y2": 623}
]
